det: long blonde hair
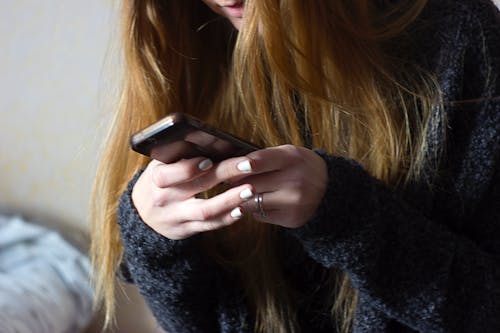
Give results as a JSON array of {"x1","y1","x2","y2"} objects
[{"x1": 91, "y1": 0, "x2": 441, "y2": 332}]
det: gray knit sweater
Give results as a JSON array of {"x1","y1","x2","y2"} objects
[{"x1": 117, "y1": 0, "x2": 500, "y2": 332}]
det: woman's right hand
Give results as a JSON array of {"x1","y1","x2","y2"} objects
[{"x1": 131, "y1": 158, "x2": 255, "y2": 240}]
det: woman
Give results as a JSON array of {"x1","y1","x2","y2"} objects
[{"x1": 91, "y1": 0, "x2": 500, "y2": 332}]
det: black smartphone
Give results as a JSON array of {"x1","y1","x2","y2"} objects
[{"x1": 130, "y1": 112, "x2": 260, "y2": 163}]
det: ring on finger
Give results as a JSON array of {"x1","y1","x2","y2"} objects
[{"x1": 254, "y1": 193, "x2": 267, "y2": 217}]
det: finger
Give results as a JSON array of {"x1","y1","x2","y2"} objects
[
  {"x1": 168, "y1": 156, "x2": 257, "y2": 191},
  {"x1": 166, "y1": 184, "x2": 255, "y2": 222},
  {"x1": 213, "y1": 145, "x2": 306, "y2": 184},
  {"x1": 149, "y1": 205, "x2": 244, "y2": 240},
  {"x1": 198, "y1": 145, "x2": 296, "y2": 185},
  {"x1": 151, "y1": 161, "x2": 244, "y2": 205},
  {"x1": 177, "y1": 184, "x2": 255, "y2": 235},
  {"x1": 152, "y1": 155, "x2": 252, "y2": 196},
  {"x1": 182, "y1": 206, "x2": 245, "y2": 235},
  {"x1": 231, "y1": 170, "x2": 285, "y2": 192},
  {"x1": 244, "y1": 191, "x2": 306, "y2": 227},
  {"x1": 151, "y1": 157, "x2": 214, "y2": 188},
  {"x1": 245, "y1": 144, "x2": 305, "y2": 173},
  {"x1": 151, "y1": 140, "x2": 207, "y2": 164},
  {"x1": 251, "y1": 210, "x2": 292, "y2": 226},
  {"x1": 240, "y1": 191, "x2": 273, "y2": 214},
  {"x1": 244, "y1": 188, "x2": 312, "y2": 216}
]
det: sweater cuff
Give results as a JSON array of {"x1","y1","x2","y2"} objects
[
  {"x1": 117, "y1": 170, "x2": 201, "y2": 269},
  {"x1": 288, "y1": 150, "x2": 382, "y2": 269}
]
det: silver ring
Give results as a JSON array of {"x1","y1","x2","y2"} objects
[{"x1": 254, "y1": 193, "x2": 267, "y2": 217}]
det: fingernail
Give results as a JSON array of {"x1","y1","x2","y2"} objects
[
  {"x1": 230, "y1": 207, "x2": 243, "y2": 218},
  {"x1": 239, "y1": 188, "x2": 254, "y2": 200},
  {"x1": 237, "y1": 160, "x2": 252, "y2": 172},
  {"x1": 198, "y1": 159, "x2": 213, "y2": 171}
]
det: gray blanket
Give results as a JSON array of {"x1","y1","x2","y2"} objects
[{"x1": 0, "y1": 215, "x2": 93, "y2": 333}]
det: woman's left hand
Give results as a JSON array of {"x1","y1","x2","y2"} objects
[{"x1": 216, "y1": 144, "x2": 328, "y2": 228}]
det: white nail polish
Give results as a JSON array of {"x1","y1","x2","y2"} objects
[
  {"x1": 198, "y1": 159, "x2": 213, "y2": 171},
  {"x1": 239, "y1": 188, "x2": 254, "y2": 200},
  {"x1": 237, "y1": 160, "x2": 252, "y2": 172},
  {"x1": 230, "y1": 207, "x2": 243, "y2": 218}
]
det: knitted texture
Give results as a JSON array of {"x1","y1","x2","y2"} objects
[{"x1": 117, "y1": 0, "x2": 500, "y2": 332}]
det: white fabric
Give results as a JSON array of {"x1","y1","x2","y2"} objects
[{"x1": 0, "y1": 215, "x2": 93, "y2": 333}]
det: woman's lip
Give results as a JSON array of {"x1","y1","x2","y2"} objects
[
  {"x1": 220, "y1": 3, "x2": 244, "y2": 18},
  {"x1": 218, "y1": 1, "x2": 243, "y2": 6}
]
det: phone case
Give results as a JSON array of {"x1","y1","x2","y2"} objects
[{"x1": 130, "y1": 113, "x2": 260, "y2": 163}]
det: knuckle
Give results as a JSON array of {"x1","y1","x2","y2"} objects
[
  {"x1": 151, "y1": 188, "x2": 167, "y2": 207},
  {"x1": 289, "y1": 168, "x2": 305, "y2": 181},
  {"x1": 146, "y1": 159, "x2": 162, "y2": 171},
  {"x1": 222, "y1": 194, "x2": 239, "y2": 208},
  {"x1": 222, "y1": 165, "x2": 236, "y2": 180},
  {"x1": 288, "y1": 189, "x2": 304, "y2": 205},
  {"x1": 178, "y1": 162, "x2": 199, "y2": 180},
  {"x1": 151, "y1": 162, "x2": 200, "y2": 187},
  {"x1": 151, "y1": 166, "x2": 167, "y2": 187},
  {"x1": 217, "y1": 161, "x2": 240, "y2": 181},
  {"x1": 197, "y1": 205, "x2": 215, "y2": 221},
  {"x1": 283, "y1": 144, "x2": 303, "y2": 162},
  {"x1": 203, "y1": 221, "x2": 219, "y2": 232},
  {"x1": 193, "y1": 176, "x2": 209, "y2": 193},
  {"x1": 283, "y1": 144, "x2": 298, "y2": 154}
]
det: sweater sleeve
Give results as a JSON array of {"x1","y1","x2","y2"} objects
[
  {"x1": 289, "y1": 3, "x2": 500, "y2": 332},
  {"x1": 117, "y1": 172, "x2": 253, "y2": 333},
  {"x1": 291, "y1": 151, "x2": 500, "y2": 332}
]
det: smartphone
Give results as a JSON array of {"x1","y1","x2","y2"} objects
[{"x1": 130, "y1": 112, "x2": 260, "y2": 163}]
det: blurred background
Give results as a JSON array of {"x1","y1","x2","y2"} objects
[{"x1": 0, "y1": 1, "x2": 163, "y2": 332}]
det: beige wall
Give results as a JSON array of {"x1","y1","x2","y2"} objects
[
  {"x1": 0, "y1": 1, "x2": 115, "y2": 226},
  {"x1": 0, "y1": 1, "x2": 162, "y2": 332}
]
